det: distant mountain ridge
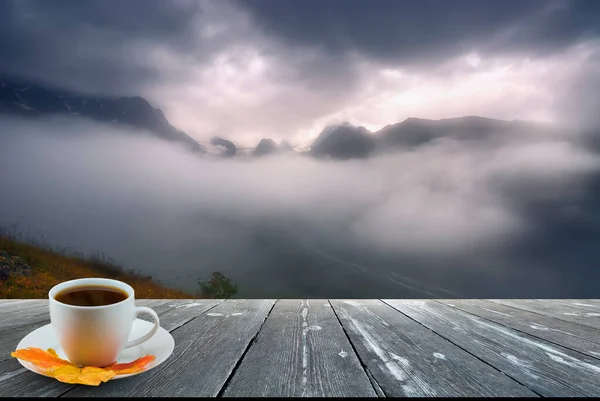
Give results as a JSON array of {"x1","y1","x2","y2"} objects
[
  {"x1": 307, "y1": 116, "x2": 555, "y2": 159},
  {"x1": 0, "y1": 76, "x2": 201, "y2": 152},
  {"x1": 310, "y1": 123, "x2": 374, "y2": 159},
  {"x1": 0, "y1": 75, "x2": 555, "y2": 160}
]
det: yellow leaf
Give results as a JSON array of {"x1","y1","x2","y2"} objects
[
  {"x1": 49, "y1": 365, "x2": 115, "y2": 386},
  {"x1": 12, "y1": 347, "x2": 155, "y2": 385},
  {"x1": 47, "y1": 348, "x2": 60, "y2": 358}
]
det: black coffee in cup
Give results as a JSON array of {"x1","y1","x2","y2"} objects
[{"x1": 54, "y1": 285, "x2": 129, "y2": 307}]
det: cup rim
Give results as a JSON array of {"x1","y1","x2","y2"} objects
[{"x1": 48, "y1": 278, "x2": 134, "y2": 309}]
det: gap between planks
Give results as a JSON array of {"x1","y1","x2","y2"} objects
[
  {"x1": 56, "y1": 299, "x2": 225, "y2": 398},
  {"x1": 215, "y1": 301, "x2": 277, "y2": 397},
  {"x1": 328, "y1": 299, "x2": 387, "y2": 397},
  {"x1": 379, "y1": 300, "x2": 544, "y2": 397},
  {"x1": 435, "y1": 300, "x2": 600, "y2": 361}
]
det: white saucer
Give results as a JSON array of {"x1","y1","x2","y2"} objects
[{"x1": 15, "y1": 319, "x2": 174, "y2": 380}]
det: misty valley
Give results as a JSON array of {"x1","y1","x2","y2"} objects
[
  {"x1": 5, "y1": 2, "x2": 600, "y2": 398},
  {"x1": 2, "y1": 74, "x2": 600, "y2": 298}
]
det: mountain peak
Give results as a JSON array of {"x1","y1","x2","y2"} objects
[
  {"x1": 0, "y1": 75, "x2": 201, "y2": 152},
  {"x1": 310, "y1": 124, "x2": 375, "y2": 159},
  {"x1": 210, "y1": 136, "x2": 237, "y2": 157},
  {"x1": 253, "y1": 138, "x2": 279, "y2": 157}
]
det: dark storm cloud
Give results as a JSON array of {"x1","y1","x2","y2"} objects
[
  {"x1": 237, "y1": 0, "x2": 600, "y2": 65},
  {"x1": 1, "y1": 0, "x2": 600, "y2": 145},
  {"x1": 0, "y1": 0, "x2": 201, "y2": 95},
  {"x1": 3, "y1": 0, "x2": 599, "y2": 99}
]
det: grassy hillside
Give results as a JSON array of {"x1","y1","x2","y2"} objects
[{"x1": 0, "y1": 236, "x2": 195, "y2": 299}]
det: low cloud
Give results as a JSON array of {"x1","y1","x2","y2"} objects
[{"x1": 2, "y1": 116, "x2": 599, "y2": 297}]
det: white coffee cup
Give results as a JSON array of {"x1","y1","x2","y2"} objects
[{"x1": 48, "y1": 278, "x2": 160, "y2": 367}]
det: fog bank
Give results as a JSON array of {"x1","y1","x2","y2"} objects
[{"x1": 2, "y1": 116, "x2": 600, "y2": 297}]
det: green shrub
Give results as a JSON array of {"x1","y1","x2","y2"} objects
[{"x1": 197, "y1": 272, "x2": 238, "y2": 298}]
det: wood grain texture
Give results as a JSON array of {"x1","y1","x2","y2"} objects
[
  {"x1": 565, "y1": 299, "x2": 600, "y2": 308},
  {"x1": 536, "y1": 300, "x2": 600, "y2": 313},
  {"x1": 222, "y1": 299, "x2": 377, "y2": 397},
  {"x1": 488, "y1": 299, "x2": 600, "y2": 330},
  {"x1": 0, "y1": 300, "x2": 168, "y2": 331},
  {"x1": 0, "y1": 300, "x2": 187, "y2": 363},
  {"x1": 1, "y1": 299, "x2": 599, "y2": 397},
  {"x1": 0, "y1": 319, "x2": 51, "y2": 364},
  {"x1": 147, "y1": 299, "x2": 225, "y2": 332},
  {"x1": 0, "y1": 299, "x2": 222, "y2": 397},
  {"x1": 384, "y1": 300, "x2": 600, "y2": 397},
  {"x1": 330, "y1": 299, "x2": 537, "y2": 397},
  {"x1": 0, "y1": 299, "x2": 47, "y2": 311},
  {"x1": 133, "y1": 299, "x2": 184, "y2": 323},
  {"x1": 0, "y1": 303, "x2": 49, "y2": 330},
  {"x1": 439, "y1": 299, "x2": 600, "y2": 358},
  {"x1": 0, "y1": 299, "x2": 27, "y2": 305},
  {"x1": 0, "y1": 358, "x2": 72, "y2": 397},
  {"x1": 62, "y1": 299, "x2": 275, "y2": 397},
  {"x1": 136, "y1": 299, "x2": 173, "y2": 308}
]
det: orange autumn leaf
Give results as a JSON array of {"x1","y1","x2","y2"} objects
[
  {"x1": 11, "y1": 347, "x2": 72, "y2": 369},
  {"x1": 107, "y1": 354, "x2": 156, "y2": 375},
  {"x1": 11, "y1": 347, "x2": 155, "y2": 385}
]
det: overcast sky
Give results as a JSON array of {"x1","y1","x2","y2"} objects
[{"x1": 1, "y1": 0, "x2": 599, "y2": 146}]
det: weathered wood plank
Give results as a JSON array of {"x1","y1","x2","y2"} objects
[
  {"x1": 0, "y1": 300, "x2": 183, "y2": 363},
  {"x1": 148, "y1": 299, "x2": 225, "y2": 332},
  {"x1": 488, "y1": 299, "x2": 600, "y2": 330},
  {"x1": 0, "y1": 300, "x2": 169, "y2": 330},
  {"x1": 0, "y1": 303, "x2": 47, "y2": 323},
  {"x1": 0, "y1": 299, "x2": 44, "y2": 309},
  {"x1": 384, "y1": 300, "x2": 600, "y2": 397},
  {"x1": 0, "y1": 300, "x2": 219, "y2": 367},
  {"x1": 538, "y1": 300, "x2": 600, "y2": 313},
  {"x1": 0, "y1": 299, "x2": 26, "y2": 304},
  {"x1": 439, "y1": 300, "x2": 600, "y2": 359},
  {"x1": 0, "y1": 319, "x2": 52, "y2": 364},
  {"x1": 563, "y1": 300, "x2": 600, "y2": 308},
  {"x1": 0, "y1": 303, "x2": 49, "y2": 329},
  {"x1": 148, "y1": 299, "x2": 210, "y2": 315},
  {"x1": 330, "y1": 300, "x2": 537, "y2": 397},
  {"x1": 0, "y1": 300, "x2": 213, "y2": 360},
  {"x1": 62, "y1": 299, "x2": 275, "y2": 397},
  {"x1": 132, "y1": 299, "x2": 183, "y2": 323},
  {"x1": 0, "y1": 300, "x2": 192, "y2": 332},
  {"x1": 0, "y1": 299, "x2": 223, "y2": 396},
  {"x1": 0, "y1": 358, "x2": 71, "y2": 397},
  {"x1": 135, "y1": 299, "x2": 172, "y2": 308},
  {"x1": 223, "y1": 299, "x2": 377, "y2": 397}
]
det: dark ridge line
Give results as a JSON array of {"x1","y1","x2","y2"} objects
[
  {"x1": 328, "y1": 300, "x2": 387, "y2": 397},
  {"x1": 379, "y1": 299, "x2": 544, "y2": 398},
  {"x1": 435, "y1": 300, "x2": 600, "y2": 361},
  {"x1": 486, "y1": 299, "x2": 600, "y2": 331},
  {"x1": 216, "y1": 299, "x2": 277, "y2": 397}
]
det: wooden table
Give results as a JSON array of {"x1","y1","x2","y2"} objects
[{"x1": 1, "y1": 299, "x2": 600, "y2": 397}]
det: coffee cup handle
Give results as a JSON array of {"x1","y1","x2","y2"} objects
[{"x1": 124, "y1": 306, "x2": 160, "y2": 349}]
